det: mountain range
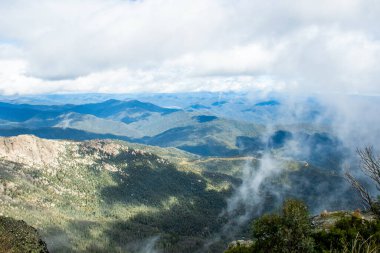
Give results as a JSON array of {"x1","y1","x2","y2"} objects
[
  {"x1": 0, "y1": 94, "x2": 328, "y2": 157},
  {"x1": 0, "y1": 93, "x2": 363, "y2": 252}
]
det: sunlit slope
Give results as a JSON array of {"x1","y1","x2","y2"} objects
[
  {"x1": 0, "y1": 135, "x2": 358, "y2": 252},
  {"x1": 0, "y1": 135, "x2": 234, "y2": 252}
]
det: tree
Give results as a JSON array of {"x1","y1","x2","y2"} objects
[
  {"x1": 252, "y1": 199, "x2": 315, "y2": 253},
  {"x1": 345, "y1": 147, "x2": 380, "y2": 215}
]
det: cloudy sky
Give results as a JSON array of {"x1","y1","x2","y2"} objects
[{"x1": 0, "y1": 0, "x2": 379, "y2": 95}]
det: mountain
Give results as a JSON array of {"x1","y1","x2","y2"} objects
[
  {"x1": 54, "y1": 112, "x2": 142, "y2": 137},
  {"x1": 0, "y1": 99, "x2": 186, "y2": 139},
  {"x1": 0, "y1": 99, "x2": 179, "y2": 123},
  {"x1": 138, "y1": 118, "x2": 260, "y2": 157},
  {"x1": 0, "y1": 99, "x2": 260, "y2": 156},
  {"x1": 0, "y1": 93, "x2": 366, "y2": 251},
  {"x1": 0, "y1": 98, "x2": 325, "y2": 157},
  {"x1": 71, "y1": 99, "x2": 180, "y2": 123},
  {"x1": 0, "y1": 95, "x2": 331, "y2": 159},
  {"x1": 0, "y1": 135, "x2": 235, "y2": 252},
  {"x1": 0, "y1": 135, "x2": 360, "y2": 252}
]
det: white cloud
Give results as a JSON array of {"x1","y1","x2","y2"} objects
[{"x1": 0, "y1": 0, "x2": 379, "y2": 95}]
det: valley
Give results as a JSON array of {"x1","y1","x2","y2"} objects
[
  {"x1": 0, "y1": 93, "x2": 366, "y2": 252},
  {"x1": 1, "y1": 1, "x2": 380, "y2": 251}
]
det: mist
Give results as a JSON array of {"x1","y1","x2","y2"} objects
[
  {"x1": 225, "y1": 154, "x2": 282, "y2": 224},
  {"x1": 127, "y1": 235, "x2": 161, "y2": 253},
  {"x1": 0, "y1": 1, "x2": 379, "y2": 252},
  {"x1": 201, "y1": 91, "x2": 380, "y2": 249}
]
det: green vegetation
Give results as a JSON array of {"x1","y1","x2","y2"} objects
[
  {"x1": 0, "y1": 216, "x2": 49, "y2": 253},
  {"x1": 226, "y1": 199, "x2": 380, "y2": 253},
  {"x1": 252, "y1": 199, "x2": 315, "y2": 252},
  {"x1": 313, "y1": 215, "x2": 380, "y2": 252},
  {"x1": 0, "y1": 135, "x2": 369, "y2": 252},
  {"x1": 0, "y1": 137, "x2": 235, "y2": 252},
  {"x1": 226, "y1": 199, "x2": 315, "y2": 253},
  {"x1": 227, "y1": 147, "x2": 380, "y2": 253}
]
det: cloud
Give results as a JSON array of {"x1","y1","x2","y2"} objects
[{"x1": 0, "y1": 0, "x2": 379, "y2": 94}]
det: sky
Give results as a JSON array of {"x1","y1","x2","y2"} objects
[{"x1": 0, "y1": 0, "x2": 379, "y2": 95}]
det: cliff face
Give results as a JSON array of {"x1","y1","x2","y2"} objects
[
  {"x1": 0, "y1": 135, "x2": 67, "y2": 168},
  {"x1": 0, "y1": 135, "x2": 149, "y2": 176}
]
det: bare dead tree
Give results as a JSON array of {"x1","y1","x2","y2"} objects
[
  {"x1": 345, "y1": 147, "x2": 380, "y2": 214},
  {"x1": 357, "y1": 147, "x2": 380, "y2": 190},
  {"x1": 345, "y1": 172, "x2": 373, "y2": 210}
]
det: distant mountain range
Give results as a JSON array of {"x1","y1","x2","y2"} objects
[{"x1": 0, "y1": 94, "x2": 330, "y2": 158}]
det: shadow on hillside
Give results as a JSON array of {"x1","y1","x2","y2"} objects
[
  {"x1": 74, "y1": 151, "x2": 234, "y2": 252},
  {"x1": 44, "y1": 166, "x2": 234, "y2": 252},
  {"x1": 44, "y1": 209, "x2": 227, "y2": 253},
  {"x1": 137, "y1": 125, "x2": 240, "y2": 157},
  {"x1": 40, "y1": 153, "x2": 360, "y2": 253},
  {"x1": 99, "y1": 150, "x2": 233, "y2": 206}
]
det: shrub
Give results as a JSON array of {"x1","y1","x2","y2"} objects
[
  {"x1": 251, "y1": 199, "x2": 315, "y2": 253},
  {"x1": 313, "y1": 216, "x2": 380, "y2": 252}
]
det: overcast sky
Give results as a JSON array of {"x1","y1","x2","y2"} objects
[{"x1": 0, "y1": 0, "x2": 379, "y2": 95}]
